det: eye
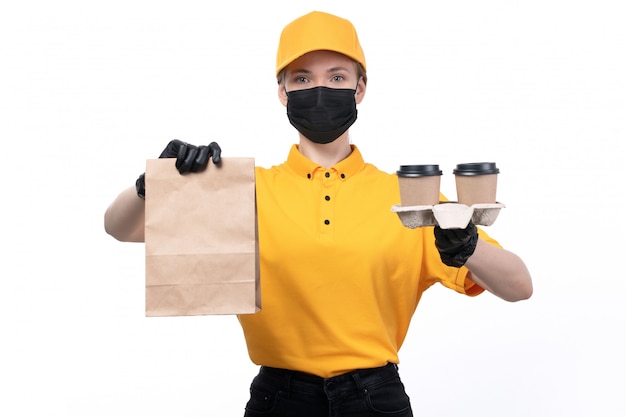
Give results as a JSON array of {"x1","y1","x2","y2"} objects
[
  {"x1": 332, "y1": 75, "x2": 345, "y2": 82},
  {"x1": 294, "y1": 76, "x2": 309, "y2": 84}
]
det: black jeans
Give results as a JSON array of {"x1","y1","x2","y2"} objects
[{"x1": 243, "y1": 363, "x2": 413, "y2": 417}]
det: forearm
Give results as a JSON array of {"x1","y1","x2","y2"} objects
[
  {"x1": 464, "y1": 239, "x2": 533, "y2": 302},
  {"x1": 104, "y1": 185, "x2": 145, "y2": 242}
]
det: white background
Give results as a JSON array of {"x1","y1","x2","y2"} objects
[{"x1": 1, "y1": 0, "x2": 624, "y2": 416}]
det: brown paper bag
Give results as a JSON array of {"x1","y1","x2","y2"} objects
[{"x1": 144, "y1": 157, "x2": 260, "y2": 316}]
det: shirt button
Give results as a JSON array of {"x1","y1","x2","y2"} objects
[
  {"x1": 325, "y1": 172, "x2": 330, "y2": 178},
  {"x1": 324, "y1": 220, "x2": 330, "y2": 225},
  {"x1": 340, "y1": 173, "x2": 345, "y2": 179},
  {"x1": 325, "y1": 195, "x2": 330, "y2": 201}
]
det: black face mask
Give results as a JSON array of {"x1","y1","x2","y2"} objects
[{"x1": 286, "y1": 86, "x2": 358, "y2": 144}]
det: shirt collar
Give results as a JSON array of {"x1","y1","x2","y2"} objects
[{"x1": 286, "y1": 144, "x2": 365, "y2": 181}]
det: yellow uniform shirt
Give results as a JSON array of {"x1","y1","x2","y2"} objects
[{"x1": 238, "y1": 145, "x2": 497, "y2": 378}]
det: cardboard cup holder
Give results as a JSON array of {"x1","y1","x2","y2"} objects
[
  {"x1": 391, "y1": 202, "x2": 505, "y2": 229},
  {"x1": 390, "y1": 204, "x2": 438, "y2": 229}
]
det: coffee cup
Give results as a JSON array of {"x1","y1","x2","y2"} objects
[
  {"x1": 396, "y1": 164, "x2": 442, "y2": 206},
  {"x1": 453, "y1": 162, "x2": 499, "y2": 206}
]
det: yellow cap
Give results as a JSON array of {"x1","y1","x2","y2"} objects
[{"x1": 275, "y1": 11, "x2": 366, "y2": 77}]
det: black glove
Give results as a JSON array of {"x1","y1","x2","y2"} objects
[
  {"x1": 135, "y1": 140, "x2": 222, "y2": 200},
  {"x1": 159, "y1": 139, "x2": 221, "y2": 173},
  {"x1": 434, "y1": 222, "x2": 479, "y2": 267}
]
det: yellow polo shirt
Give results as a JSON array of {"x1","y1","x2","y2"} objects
[{"x1": 238, "y1": 144, "x2": 497, "y2": 378}]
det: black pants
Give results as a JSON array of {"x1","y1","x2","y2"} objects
[{"x1": 243, "y1": 362, "x2": 413, "y2": 417}]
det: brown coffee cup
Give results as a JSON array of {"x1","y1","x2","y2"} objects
[
  {"x1": 397, "y1": 164, "x2": 442, "y2": 206},
  {"x1": 453, "y1": 162, "x2": 499, "y2": 206}
]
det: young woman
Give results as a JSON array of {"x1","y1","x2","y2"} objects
[{"x1": 105, "y1": 11, "x2": 532, "y2": 416}]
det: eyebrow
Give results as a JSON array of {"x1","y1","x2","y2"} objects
[
  {"x1": 289, "y1": 66, "x2": 352, "y2": 75},
  {"x1": 326, "y1": 66, "x2": 352, "y2": 73},
  {"x1": 289, "y1": 68, "x2": 313, "y2": 75}
]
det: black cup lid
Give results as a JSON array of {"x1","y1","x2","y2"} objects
[
  {"x1": 396, "y1": 164, "x2": 442, "y2": 177},
  {"x1": 453, "y1": 162, "x2": 499, "y2": 176}
]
